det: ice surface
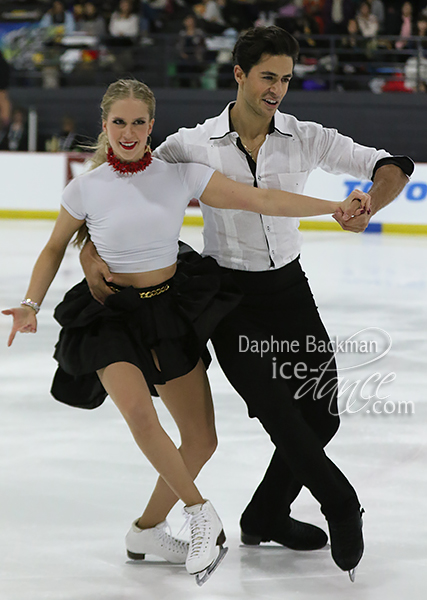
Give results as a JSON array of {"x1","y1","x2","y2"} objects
[{"x1": 0, "y1": 221, "x2": 426, "y2": 599}]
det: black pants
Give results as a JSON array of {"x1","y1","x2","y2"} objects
[{"x1": 211, "y1": 257, "x2": 360, "y2": 529}]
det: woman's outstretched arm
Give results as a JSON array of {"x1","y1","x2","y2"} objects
[
  {"x1": 200, "y1": 171, "x2": 371, "y2": 218},
  {"x1": 2, "y1": 207, "x2": 84, "y2": 346}
]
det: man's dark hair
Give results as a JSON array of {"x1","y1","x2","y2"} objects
[{"x1": 232, "y1": 26, "x2": 300, "y2": 75}]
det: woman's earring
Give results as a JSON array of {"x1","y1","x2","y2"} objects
[{"x1": 145, "y1": 134, "x2": 152, "y2": 154}]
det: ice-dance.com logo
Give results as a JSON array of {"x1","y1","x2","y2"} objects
[{"x1": 238, "y1": 327, "x2": 414, "y2": 416}]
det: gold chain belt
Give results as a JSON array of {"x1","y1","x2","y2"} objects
[
  {"x1": 108, "y1": 283, "x2": 170, "y2": 299},
  {"x1": 139, "y1": 284, "x2": 170, "y2": 299}
]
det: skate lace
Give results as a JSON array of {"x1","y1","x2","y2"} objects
[
  {"x1": 187, "y1": 511, "x2": 209, "y2": 559},
  {"x1": 155, "y1": 522, "x2": 188, "y2": 554}
]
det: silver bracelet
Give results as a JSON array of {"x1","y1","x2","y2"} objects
[{"x1": 21, "y1": 298, "x2": 40, "y2": 314}]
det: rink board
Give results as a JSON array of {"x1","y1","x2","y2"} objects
[{"x1": 0, "y1": 152, "x2": 426, "y2": 234}]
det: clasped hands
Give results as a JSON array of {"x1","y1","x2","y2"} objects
[{"x1": 335, "y1": 188, "x2": 372, "y2": 233}]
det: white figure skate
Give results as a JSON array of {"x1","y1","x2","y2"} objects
[{"x1": 184, "y1": 500, "x2": 228, "y2": 586}]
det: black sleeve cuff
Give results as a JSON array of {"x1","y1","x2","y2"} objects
[{"x1": 372, "y1": 156, "x2": 415, "y2": 180}]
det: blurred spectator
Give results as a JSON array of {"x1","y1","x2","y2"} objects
[
  {"x1": 416, "y1": 14, "x2": 427, "y2": 44},
  {"x1": 45, "y1": 116, "x2": 86, "y2": 152},
  {"x1": 303, "y1": 0, "x2": 326, "y2": 33},
  {"x1": 176, "y1": 14, "x2": 206, "y2": 88},
  {"x1": 340, "y1": 17, "x2": 363, "y2": 56},
  {"x1": 322, "y1": 0, "x2": 355, "y2": 35},
  {"x1": 203, "y1": 0, "x2": 227, "y2": 26},
  {"x1": 107, "y1": 0, "x2": 139, "y2": 71},
  {"x1": 73, "y1": 2, "x2": 85, "y2": 27},
  {"x1": 138, "y1": 0, "x2": 167, "y2": 36},
  {"x1": 356, "y1": 1, "x2": 379, "y2": 38},
  {"x1": 0, "y1": 50, "x2": 11, "y2": 139},
  {"x1": 404, "y1": 15, "x2": 427, "y2": 91},
  {"x1": 340, "y1": 19, "x2": 371, "y2": 61},
  {"x1": 76, "y1": 2, "x2": 107, "y2": 37},
  {"x1": 339, "y1": 16, "x2": 371, "y2": 87},
  {"x1": 109, "y1": 0, "x2": 140, "y2": 40},
  {"x1": 366, "y1": 0, "x2": 385, "y2": 33},
  {"x1": 408, "y1": 14, "x2": 427, "y2": 51},
  {"x1": 396, "y1": 2, "x2": 414, "y2": 49},
  {"x1": 194, "y1": 0, "x2": 227, "y2": 33},
  {"x1": 384, "y1": 1, "x2": 403, "y2": 35},
  {"x1": 39, "y1": 1, "x2": 76, "y2": 34},
  {"x1": 58, "y1": 116, "x2": 86, "y2": 151},
  {"x1": 0, "y1": 107, "x2": 28, "y2": 151}
]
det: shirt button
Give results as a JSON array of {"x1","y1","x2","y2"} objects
[{"x1": 266, "y1": 226, "x2": 270, "y2": 231}]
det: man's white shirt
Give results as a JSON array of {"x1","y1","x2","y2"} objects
[{"x1": 154, "y1": 103, "x2": 390, "y2": 272}]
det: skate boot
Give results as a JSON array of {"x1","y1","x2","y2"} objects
[
  {"x1": 125, "y1": 519, "x2": 189, "y2": 563},
  {"x1": 327, "y1": 508, "x2": 365, "y2": 582},
  {"x1": 184, "y1": 500, "x2": 228, "y2": 586},
  {"x1": 241, "y1": 515, "x2": 328, "y2": 551}
]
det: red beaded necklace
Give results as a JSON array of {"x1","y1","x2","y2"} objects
[{"x1": 107, "y1": 147, "x2": 153, "y2": 175}]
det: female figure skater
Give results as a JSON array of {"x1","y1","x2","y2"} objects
[{"x1": 2, "y1": 79, "x2": 369, "y2": 585}]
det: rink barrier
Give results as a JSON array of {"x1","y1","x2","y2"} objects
[
  {"x1": 1, "y1": 153, "x2": 426, "y2": 234},
  {"x1": 2, "y1": 209, "x2": 427, "y2": 236}
]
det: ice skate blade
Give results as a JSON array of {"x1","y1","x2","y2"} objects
[
  {"x1": 349, "y1": 567, "x2": 357, "y2": 583},
  {"x1": 195, "y1": 547, "x2": 228, "y2": 587}
]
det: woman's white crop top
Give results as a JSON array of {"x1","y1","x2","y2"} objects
[{"x1": 61, "y1": 158, "x2": 214, "y2": 273}]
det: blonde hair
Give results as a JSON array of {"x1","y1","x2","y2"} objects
[{"x1": 74, "y1": 78, "x2": 156, "y2": 247}]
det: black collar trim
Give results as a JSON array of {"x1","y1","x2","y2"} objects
[
  {"x1": 209, "y1": 104, "x2": 293, "y2": 140},
  {"x1": 209, "y1": 104, "x2": 235, "y2": 140},
  {"x1": 273, "y1": 127, "x2": 293, "y2": 137}
]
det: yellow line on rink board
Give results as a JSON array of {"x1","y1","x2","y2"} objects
[
  {"x1": 183, "y1": 215, "x2": 204, "y2": 227},
  {"x1": 183, "y1": 218, "x2": 344, "y2": 230},
  {"x1": 382, "y1": 223, "x2": 427, "y2": 235},
  {"x1": 0, "y1": 210, "x2": 205, "y2": 226},
  {"x1": 0, "y1": 209, "x2": 59, "y2": 220},
  {"x1": 299, "y1": 221, "x2": 342, "y2": 232}
]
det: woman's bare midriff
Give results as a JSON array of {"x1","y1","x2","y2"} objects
[{"x1": 110, "y1": 263, "x2": 177, "y2": 289}]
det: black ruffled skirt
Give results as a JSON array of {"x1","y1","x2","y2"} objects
[{"x1": 51, "y1": 244, "x2": 241, "y2": 409}]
